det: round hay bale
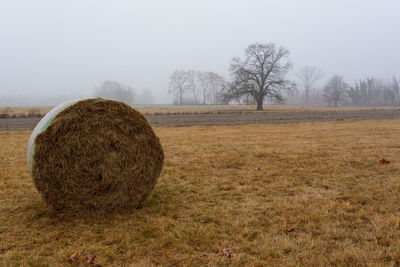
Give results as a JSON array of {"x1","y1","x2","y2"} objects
[{"x1": 27, "y1": 98, "x2": 164, "y2": 212}]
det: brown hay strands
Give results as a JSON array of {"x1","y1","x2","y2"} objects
[{"x1": 30, "y1": 99, "x2": 164, "y2": 213}]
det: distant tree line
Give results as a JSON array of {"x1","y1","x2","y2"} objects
[
  {"x1": 94, "y1": 80, "x2": 135, "y2": 105},
  {"x1": 168, "y1": 42, "x2": 399, "y2": 109},
  {"x1": 168, "y1": 43, "x2": 293, "y2": 110},
  {"x1": 95, "y1": 43, "x2": 399, "y2": 109},
  {"x1": 93, "y1": 80, "x2": 155, "y2": 105},
  {"x1": 168, "y1": 70, "x2": 227, "y2": 105},
  {"x1": 289, "y1": 74, "x2": 400, "y2": 107},
  {"x1": 347, "y1": 77, "x2": 399, "y2": 106}
]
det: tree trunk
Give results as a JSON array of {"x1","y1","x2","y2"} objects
[
  {"x1": 256, "y1": 98, "x2": 263, "y2": 110},
  {"x1": 305, "y1": 88, "x2": 309, "y2": 104}
]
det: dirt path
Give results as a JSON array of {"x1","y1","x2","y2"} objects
[{"x1": 1, "y1": 109, "x2": 400, "y2": 131}]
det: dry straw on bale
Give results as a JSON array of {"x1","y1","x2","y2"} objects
[{"x1": 27, "y1": 98, "x2": 164, "y2": 212}]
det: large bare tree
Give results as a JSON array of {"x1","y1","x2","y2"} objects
[
  {"x1": 168, "y1": 70, "x2": 189, "y2": 105},
  {"x1": 225, "y1": 43, "x2": 292, "y2": 110},
  {"x1": 323, "y1": 75, "x2": 348, "y2": 107},
  {"x1": 296, "y1": 66, "x2": 323, "y2": 104}
]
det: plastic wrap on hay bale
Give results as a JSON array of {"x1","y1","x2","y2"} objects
[{"x1": 27, "y1": 98, "x2": 164, "y2": 212}]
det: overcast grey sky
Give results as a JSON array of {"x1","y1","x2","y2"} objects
[{"x1": 0, "y1": 0, "x2": 399, "y2": 104}]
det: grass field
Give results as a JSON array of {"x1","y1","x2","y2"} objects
[
  {"x1": 0, "y1": 107, "x2": 51, "y2": 118},
  {"x1": 1, "y1": 105, "x2": 399, "y2": 117},
  {"x1": 1, "y1": 120, "x2": 400, "y2": 266}
]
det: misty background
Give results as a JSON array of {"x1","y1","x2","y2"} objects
[{"x1": 0, "y1": 0, "x2": 399, "y2": 106}]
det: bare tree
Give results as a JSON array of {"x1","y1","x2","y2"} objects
[
  {"x1": 393, "y1": 76, "x2": 399, "y2": 104},
  {"x1": 169, "y1": 69, "x2": 227, "y2": 105},
  {"x1": 296, "y1": 66, "x2": 323, "y2": 104},
  {"x1": 207, "y1": 72, "x2": 227, "y2": 104},
  {"x1": 94, "y1": 80, "x2": 135, "y2": 105},
  {"x1": 323, "y1": 75, "x2": 348, "y2": 107},
  {"x1": 168, "y1": 70, "x2": 189, "y2": 105},
  {"x1": 186, "y1": 70, "x2": 199, "y2": 104},
  {"x1": 224, "y1": 43, "x2": 292, "y2": 110},
  {"x1": 197, "y1": 71, "x2": 209, "y2": 104},
  {"x1": 197, "y1": 71, "x2": 227, "y2": 104}
]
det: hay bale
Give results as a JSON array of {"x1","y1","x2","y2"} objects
[{"x1": 27, "y1": 98, "x2": 164, "y2": 212}]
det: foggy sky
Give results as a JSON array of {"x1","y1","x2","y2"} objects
[{"x1": 0, "y1": 0, "x2": 399, "y2": 105}]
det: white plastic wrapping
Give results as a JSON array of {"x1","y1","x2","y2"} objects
[{"x1": 27, "y1": 99, "x2": 80, "y2": 174}]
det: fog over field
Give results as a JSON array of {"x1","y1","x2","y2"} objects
[{"x1": 0, "y1": 0, "x2": 399, "y2": 106}]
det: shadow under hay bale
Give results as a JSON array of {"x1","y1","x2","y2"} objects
[{"x1": 27, "y1": 98, "x2": 164, "y2": 212}]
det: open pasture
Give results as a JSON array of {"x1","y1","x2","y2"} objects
[{"x1": 0, "y1": 120, "x2": 400, "y2": 266}]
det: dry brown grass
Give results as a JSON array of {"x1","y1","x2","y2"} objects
[
  {"x1": 0, "y1": 107, "x2": 51, "y2": 117},
  {"x1": 135, "y1": 105, "x2": 400, "y2": 115},
  {"x1": 1, "y1": 105, "x2": 399, "y2": 117},
  {"x1": 1, "y1": 120, "x2": 400, "y2": 266}
]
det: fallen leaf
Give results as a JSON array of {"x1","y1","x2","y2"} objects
[
  {"x1": 222, "y1": 248, "x2": 234, "y2": 257},
  {"x1": 85, "y1": 254, "x2": 96, "y2": 264},
  {"x1": 69, "y1": 253, "x2": 78, "y2": 262},
  {"x1": 285, "y1": 228, "x2": 295, "y2": 234},
  {"x1": 379, "y1": 158, "x2": 390, "y2": 165}
]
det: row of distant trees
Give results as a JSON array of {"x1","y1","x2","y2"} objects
[
  {"x1": 92, "y1": 42, "x2": 399, "y2": 109},
  {"x1": 291, "y1": 73, "x2": 400, "y2": 107},
  {"x1": 168, "y1": 70, "x2": 227, "y2": 105},
  {"x1": 168, "y1": 43, "x2": 292, "y2": 109},
  {"x1": 93, "y1": 80, "x2": 154, "y2": 105},
  {"x1": 347, "y1": 77, "x2": 399, "y2": 106},
  {"x1": 169, "y1": 43, "x2": 399, "y2": 109}
]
